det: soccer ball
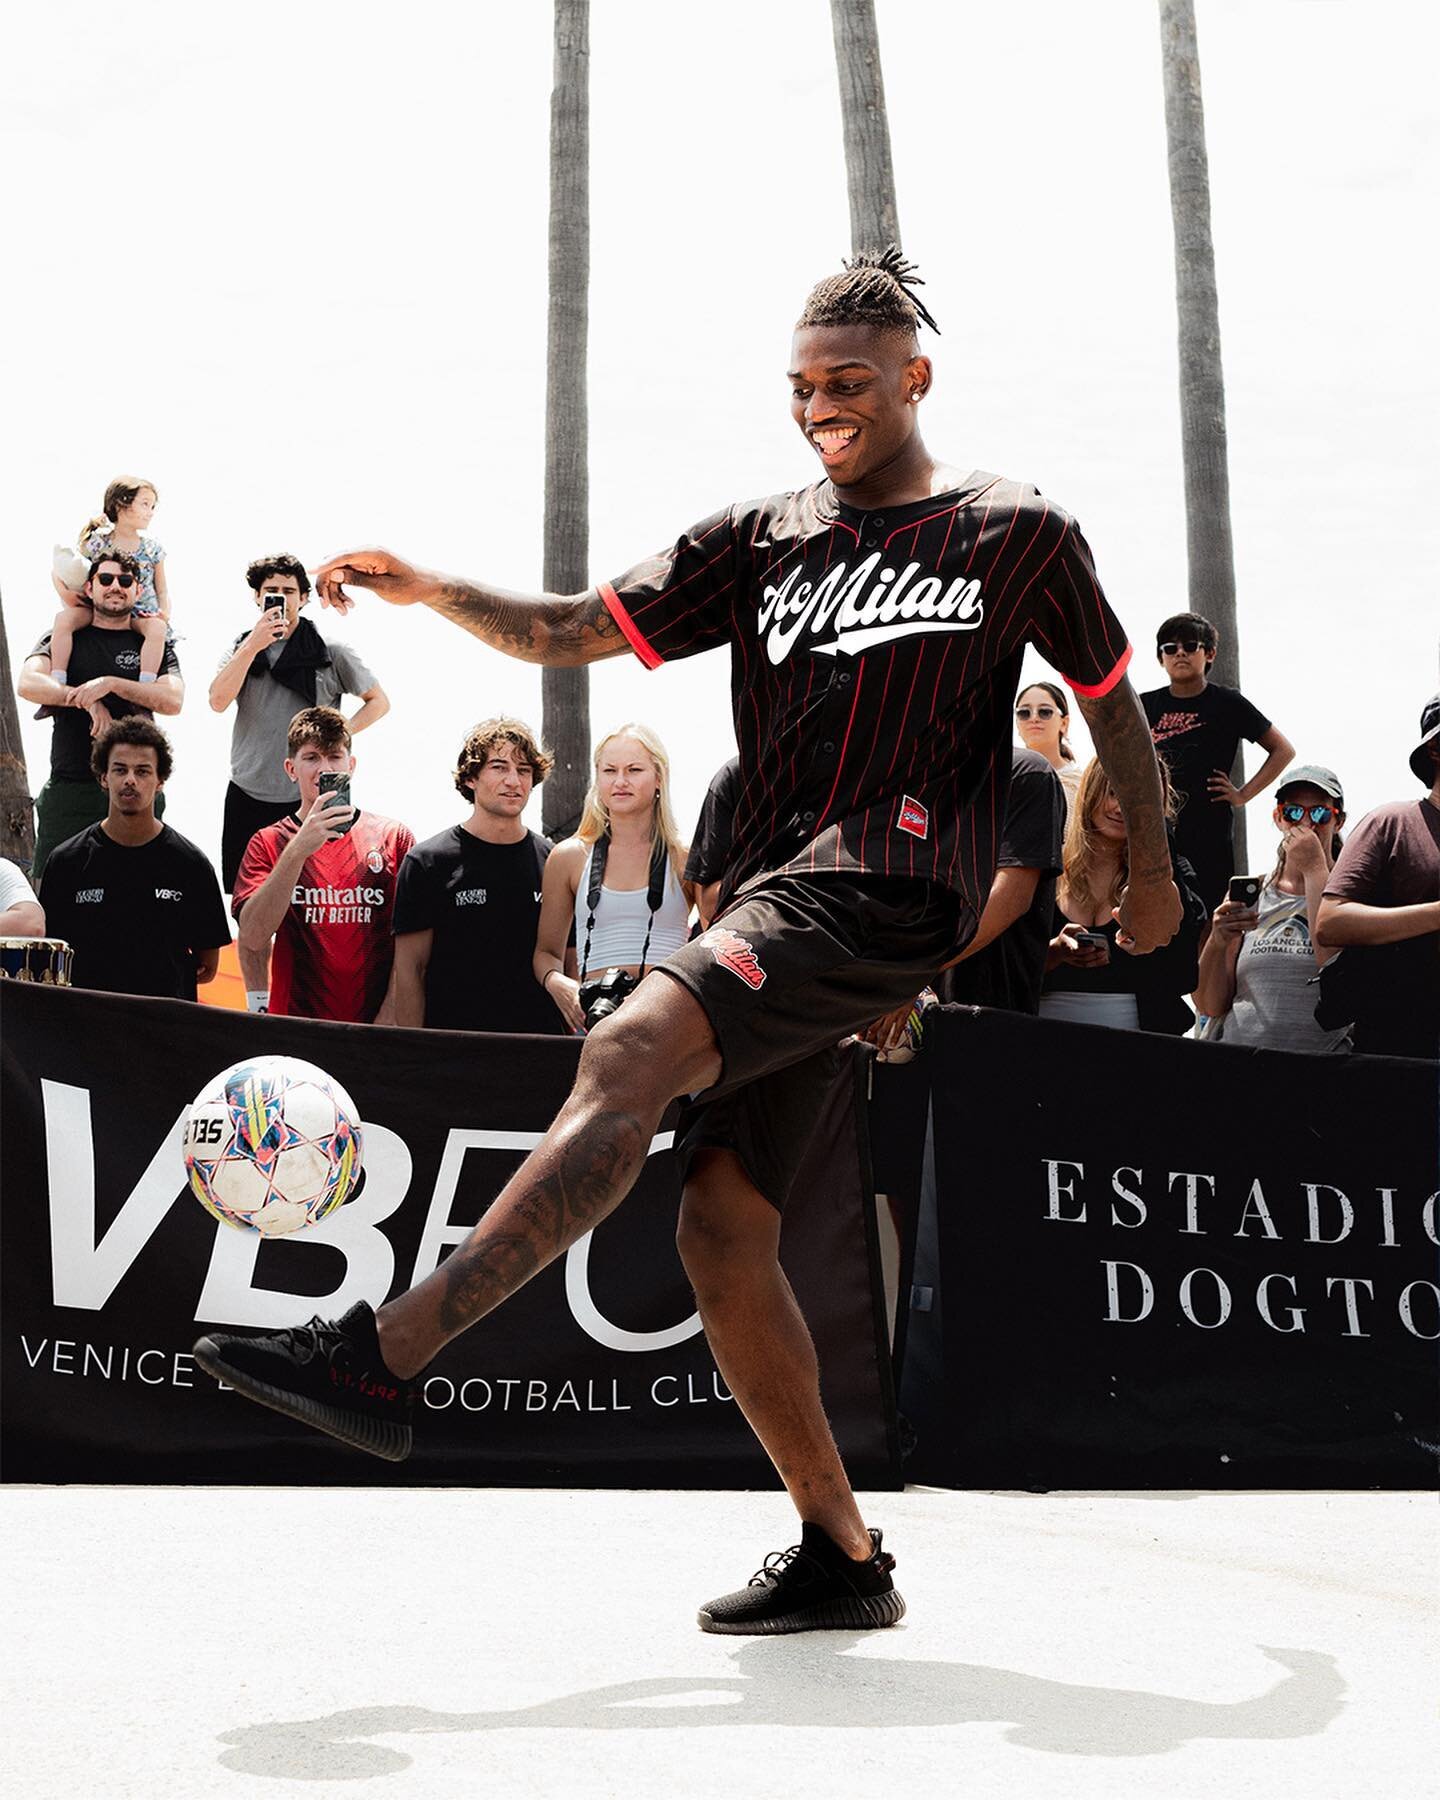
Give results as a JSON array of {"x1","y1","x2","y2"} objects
[{"x1": 183, "y1": 1056, "x2": 363, "y2": 1237}]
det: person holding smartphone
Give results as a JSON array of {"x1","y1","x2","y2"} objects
[
  {"x1": 209, "y1": 554, "x2": 391, "y2": 891},
  {"x1": 1195, "y1": 765, "x2": 1350, "y2": 1052},
  {"x1": 232, "y1": 707, "x2": 413, "y2": 1021}
]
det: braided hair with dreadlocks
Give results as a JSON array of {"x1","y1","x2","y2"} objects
[{"x1": 797, "y1": 246, "x2": 941, "y2": 340}]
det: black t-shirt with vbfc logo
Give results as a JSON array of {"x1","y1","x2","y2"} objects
[
  {"x1": 392, "y1": 826, "x2": 566, "y2": 1033},
  {"x1": 38, "y1": 823, "x2": 231, "y2": 1000},
  {"x1": 30, "y1": 625, "x2": 182, "y2": 782}
]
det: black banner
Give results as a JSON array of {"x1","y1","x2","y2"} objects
[
  {"x1": 1, "y1": 984, "x2": 897, "y2": 1488},
  {"x1": 910, "y1": 1006, "x2": 1439, "y2": 1489}
]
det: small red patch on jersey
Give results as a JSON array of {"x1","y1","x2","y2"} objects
[
  {"x1": 897, "y1": 796, "x2": 929, "y2": 839},
  {"x1": 704, "y1": 927, "x2": 767, "y2": 990}
]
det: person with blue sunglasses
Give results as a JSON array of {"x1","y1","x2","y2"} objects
[{"x1": 1196, "y1": 764, "x2": 1349, "y2": 1051}]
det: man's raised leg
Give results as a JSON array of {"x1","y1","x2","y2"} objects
[
  {"x1": 377, "y1": 978, "x2": 720, "y2": 1376},
  {"x1": 194, "y1": 978, "x2": 721, "y2": 1455}
]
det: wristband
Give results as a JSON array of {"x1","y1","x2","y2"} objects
[{"x1": 246, "y1": 990, "x2": 270, "y2": 1014}]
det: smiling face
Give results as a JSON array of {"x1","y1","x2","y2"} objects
[
  {"x1": 85, "y1": 558, "x2": 138, "y2": 621},
  {"x1": 788, "y1": 323, "x2": 930, "y2": 493},
  {"x1": 595, "y1": 735, "x2": 660, "y2": 824},
  {"x1": 1089, "y1": 776, "x2": 1128, "y2": 845}
]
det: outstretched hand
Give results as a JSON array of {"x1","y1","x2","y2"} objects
[{"x1": 311, "y1": 549, "x2": 431, "y2": 614}]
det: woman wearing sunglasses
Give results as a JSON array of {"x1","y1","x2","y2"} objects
[
  {"x1": 1195, "y1": 765, "x2": 1350, "y2": 1052},
  {"x1": 1013, "y1": 681, "x2": 1082, "y2": 811}
]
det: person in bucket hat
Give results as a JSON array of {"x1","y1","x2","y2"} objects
[{"x1": 1314, "y1": 700, "x2": 1440, "y2": 1058}]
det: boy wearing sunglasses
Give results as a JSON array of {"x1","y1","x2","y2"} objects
[
  {"x1": 17, "y1": 552, "x2": 185, "y2": 876},
  {"x1": 1140, "y1": 611, "x2": 1294, "y2": 915}
]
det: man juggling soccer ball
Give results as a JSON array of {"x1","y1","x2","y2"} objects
[{"x1": 196, "y1": 250, "x2": 1181, "y2": 1634}]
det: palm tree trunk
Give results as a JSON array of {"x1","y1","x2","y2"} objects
[
  {"x1": 542, "y1": 0, "x2": 591, "y2": 841},
  {"x1": 1159, "y1": 0, "x2": 1246, "y2": 866},
  {"x1": 829, "y1": 0, "x2": 902, "y2": 252},
  {"x1": 0, "y1": 592, "x2": 36, "y2": 869}
]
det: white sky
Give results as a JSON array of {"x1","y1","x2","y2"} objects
[{"x1": 3, "y1": 0, "x2": 1436, "y2": 867}]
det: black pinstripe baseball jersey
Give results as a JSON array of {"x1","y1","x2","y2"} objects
[{"x1": 599, "y1": 470, "x2": 1131, "y2": 921}]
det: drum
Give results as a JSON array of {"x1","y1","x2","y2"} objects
[{"x1": 0, "y1": 937, "x2": 74, "y2": 986}]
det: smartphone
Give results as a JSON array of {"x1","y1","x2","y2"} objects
[
  {"x1": 316, "y1": 771, "x2": 355, "y2": 834},
  {"x1": 1073, "y1": 928, "x2": 1110, "y2": 948},
  {"x1": 1227, "y1": 875, "x2": 1262, "y2": 907},
  {"x1": 262, "y1": 590, "x2": 286, "y2": 613}
]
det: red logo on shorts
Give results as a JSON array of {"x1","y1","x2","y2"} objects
[
  {"x1": 704, "y1": 927, "x2": 767, "y2": 990},
  {"x1": 897, "y1": 795, "x2": 929, "y2": 839}
]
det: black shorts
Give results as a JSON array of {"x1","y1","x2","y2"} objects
[{"x1": 657, "y1": 872, "x2": 966, "y2": 1210}]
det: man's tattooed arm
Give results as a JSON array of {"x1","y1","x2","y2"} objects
[
  {"x1": 430, "y1": 581, "x2": 629, "y2": 666},
  {"x1": 311, "y1": 549, "x2": 631, "y2": 665},
  {"x1": 1077, "y1": 676, "x2": 1184, "y2": 951}
]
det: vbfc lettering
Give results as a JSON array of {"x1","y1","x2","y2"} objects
[{"x1": 37, "y1": 1078, "x2": 694, "y2": 1353}]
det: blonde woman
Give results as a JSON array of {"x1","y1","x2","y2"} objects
[
  {"x1": 535, "y1": 723, "x2": 695, "y2": 1030},
  {"x1": 1040, "y1": 757, "x2": 1202, "y2": 1033}
]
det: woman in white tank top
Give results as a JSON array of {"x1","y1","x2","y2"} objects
[{"x1": 534, "y1": 722, "x2": 695, "y2": 1031}]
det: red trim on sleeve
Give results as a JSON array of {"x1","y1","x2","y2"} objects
[
  {"x1": 1065, "y1": 642, "x2": 1132, "y2": 699},
  {"x1": 598, "y1": 582, "x2": 663, "y2": 671}
]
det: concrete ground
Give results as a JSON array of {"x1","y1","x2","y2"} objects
[{"x1": 2, "y1": 1486, "x2": 1433, "y2": 1799}]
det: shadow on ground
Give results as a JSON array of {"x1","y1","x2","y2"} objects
[{"x1": 218, "y1": 1641, "x2": 1344, "y2": 1780}]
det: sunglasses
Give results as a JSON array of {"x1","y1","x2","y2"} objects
[
  {"x1": 1280, "y1": 802, "x2": 1337, "y2": 825},
  {"x1": 1015, "y1": 705, "x2": 1058, "y2": 720},
  {"x1": 94, "y1": 571, "x2": 136, "y2": 588},
  {"x1": 1159, "y1": 639, "x2": 1204, "y2": 655}
]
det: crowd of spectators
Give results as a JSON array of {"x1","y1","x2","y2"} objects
[{"x1": 6, "y1": 531, "x2": 1437, "y2": 1063}]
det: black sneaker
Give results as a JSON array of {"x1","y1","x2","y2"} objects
[
  {"x1": 697, "y1": 1524, "x2": 905, "y2": 1635},
  {"x1": 193, "y1": 1301, "x2": 413, "y2": 1462}
]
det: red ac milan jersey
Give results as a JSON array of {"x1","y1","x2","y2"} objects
[
  {"x1": 599, "y1": 472, "x2": 1131, "y2": 921},
  {"x1": 232, "y1": 811, "x2": 414, "y2": 1022}
]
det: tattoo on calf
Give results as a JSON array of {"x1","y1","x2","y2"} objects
[{"x1": 437, "y1": 1110, "x2": 647, "y2": 1334}]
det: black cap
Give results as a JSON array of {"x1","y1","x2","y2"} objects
[{"x1": 1409, "y1": 696, "x2": 1440, "y2": 785}]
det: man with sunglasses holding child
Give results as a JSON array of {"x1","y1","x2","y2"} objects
[
  {"x1": 1140, "y1": 611, "x2": 1294, "y2": 915},
  {"x1": 18, "y1": 550, "x2": 186, "y2": 876}
]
